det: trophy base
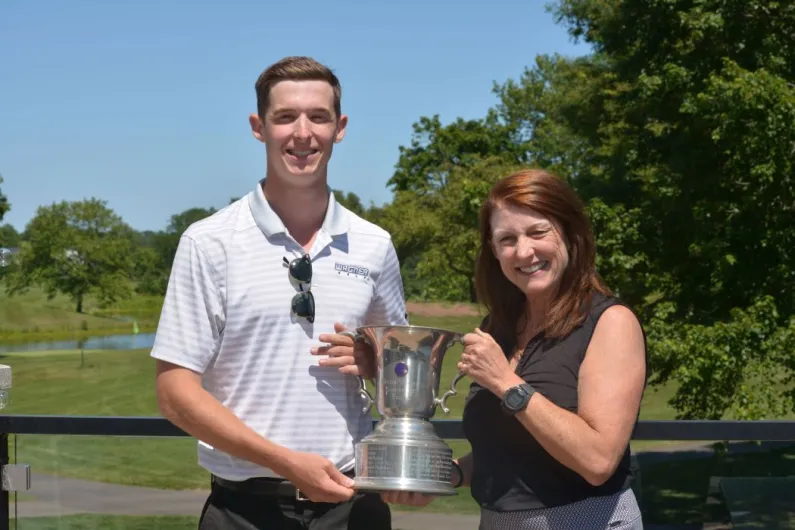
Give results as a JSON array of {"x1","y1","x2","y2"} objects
[{"x1": 354, "y1": 417, "x2": 458, "y2": 496}]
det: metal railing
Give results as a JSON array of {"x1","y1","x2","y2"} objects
[{"x1": 0, "y1": 415, "x2": 793, "y2": 529}]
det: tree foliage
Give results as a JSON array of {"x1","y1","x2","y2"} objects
[
  {"x1": 6, "y1": 199, "x2": 136, "y2": 312},
  {"x1": 0, "y1": 174, "x2": 9, "y2": 222},
  {"x1": 0, "y1": 224, "x2": 20, "y2": 248},
  {"x1": 380, "y1": 0, "x2": 794, "y2": 419},
  {"x1": 133, "y1": 207, "x2": 217, "y2": 295}
]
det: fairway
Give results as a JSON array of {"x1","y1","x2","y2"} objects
[{"x1": 0, "y1": 284, "x2": 161, "y2": 342}]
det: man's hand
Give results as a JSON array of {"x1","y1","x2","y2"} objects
[
  {"x1": 312, "y1": 322, "x2": 377, "y2": 379},
  {"x1": 279, "y1": 451, "x2": 356, "y2": 503}
]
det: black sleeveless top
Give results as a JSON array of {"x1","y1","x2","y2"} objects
[{"x1": 461, "y1": 293, "x2": 641, "y2": 511}]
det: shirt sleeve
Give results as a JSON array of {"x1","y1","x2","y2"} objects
[
  {"x1": 365, "y1": 239, "x2": 409, "y2": 326},
  {"x1": 150, "y1": 234, "x2": 225, "y2": 374}
]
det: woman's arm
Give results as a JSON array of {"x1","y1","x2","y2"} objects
[{"x1": 481, "y1": 305, "x2": 647, "y2": 486}]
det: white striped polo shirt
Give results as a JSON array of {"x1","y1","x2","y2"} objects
[{"x1": 150, "y1": 178, "x2": 408, "y2": 480}]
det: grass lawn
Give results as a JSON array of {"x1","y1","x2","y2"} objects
[
  {"x1": 13, "y1": 515, "x2": 198, "y2": 529},
  {"x1": 0, "y1": 284, "x2": 161, "y2": 342},
  {"x1": 1, "y1": 310, "x2": 793, "y2": 524}
]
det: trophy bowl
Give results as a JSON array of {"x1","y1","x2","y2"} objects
[{"x1": 342, "y1": 325, "x2": 465, "y2": 496}]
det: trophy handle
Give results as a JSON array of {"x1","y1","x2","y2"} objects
[
  {"x1": 341, "y1": 330, "x2": 375, "y2": 415},
  {"x1": 357, "y1": 376, "x2": 375, "y2": 415},
  {"x1": 435, "y1": 334, "x2": 466, "y2": 414},
  {"x1": 436, "y1": 371, "x2": 466, "y2": 414}
]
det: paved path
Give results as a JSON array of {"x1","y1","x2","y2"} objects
[
  {"x1": 13, "y1": 473, "x2": 698, "y2": 529},
  {"x1": 14, "y1": 473, "x2": 480, "y2": 529}
]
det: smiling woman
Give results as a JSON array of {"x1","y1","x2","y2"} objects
[
  {"x1": 383, "y1": 169, "x2": 648, "y2": 530},
  {"x1": 463, "y1": 169, "x2": 646, "y2": 529}
]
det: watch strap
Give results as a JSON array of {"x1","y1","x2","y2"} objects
[{"x1": 450, "y1": 459, "x2": 464, "y2": 488}]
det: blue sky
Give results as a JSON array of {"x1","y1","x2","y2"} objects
[{"x1": 0, "y1": 0, "x2": 591, "y2": 233}]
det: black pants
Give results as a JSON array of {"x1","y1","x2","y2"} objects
[{"x1": 198, "y1": 478, "x2": 392, "y2": 530}]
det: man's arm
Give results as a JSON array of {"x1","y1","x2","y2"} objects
[
  {"x1": 156, "y1": 361, "x2": 355, "y2": 502},
  {"x1": 155, "y1": 361, "x2": 290, "y2": 471}
]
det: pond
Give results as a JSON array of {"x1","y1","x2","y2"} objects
[{"x1": 0, "y1": 332, "x2": 157, "y2": 354}]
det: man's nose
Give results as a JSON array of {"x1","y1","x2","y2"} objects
[{"x1": 293, "y1": 116, "x2": 311, "y2": 140}]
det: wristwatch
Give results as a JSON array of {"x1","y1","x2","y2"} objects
[{"x1": 500, "y1": 383, "x2": 535, "y2": 415}]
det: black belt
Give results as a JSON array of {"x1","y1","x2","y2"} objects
[{"x1": 212, "y1": 471, "x2": 356, "y2": 502}]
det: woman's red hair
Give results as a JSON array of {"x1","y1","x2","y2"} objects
[{"x1": 475, "y1": 169, "x2": 612, "y2": 345}]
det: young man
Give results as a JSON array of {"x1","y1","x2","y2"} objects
[{"x1": 151, "y1": 56, "x2": 407, "y2": 529}]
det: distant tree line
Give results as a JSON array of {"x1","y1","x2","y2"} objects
[{"x1": 1, "y1": 0, "x2": 793, "y2": 421}]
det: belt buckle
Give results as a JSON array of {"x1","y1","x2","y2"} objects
[{"x1": 295, "y1": 487, "x2": 310, "y2": 502}]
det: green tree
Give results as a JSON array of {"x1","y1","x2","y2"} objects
[
  {"x1": 546, "y1": 0, "x2": 795, "y2": 323},
  {"x1": 518, "y1": 0, "x2": 795, "y2": 419},
  {"x1": 384, "y1": 0, "x2": 795, "y2": 419},
  {"x1": 131, "y1": 245, "x2": 167, "y2": 296},
  {"x1": 6, "y1": 199, "x2": 136, "y2": 313},
  {"x1": 0, "y1": 224, "x2": 20, "y2": 248},
  {"x1": 388, "y1": 114, "x2": 526, "y2": 193},
  {"x1": 332, "y1": 190, "x2": 366, "y2": 218},
  {"x1": 0, "y1": 174, "x2": 9, "y2": 222},
  {"x1": 379, "y1": 157, "x2": 519, "y2": 301}
]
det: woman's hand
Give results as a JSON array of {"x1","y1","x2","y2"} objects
[
  {"x1": 459, "y1": 328, "x2": 523, "y2": 396},
  {"x1": 380, "y1": 491, "x2": 435, "y2": 507}
]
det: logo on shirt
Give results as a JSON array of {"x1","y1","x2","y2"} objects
[{"x1": 335, "y1": 262, "x2": 370, "y2": 280}]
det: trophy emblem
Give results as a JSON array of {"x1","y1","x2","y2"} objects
[{"x1": 341, "y1": 325, "x2": 465, "y2": 496}]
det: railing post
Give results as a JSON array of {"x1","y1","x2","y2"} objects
[
  {"x1": 0, "y1": 433, "x2": 9, "y2": 530},
  {"x1": 0, "y1": 364, "x2": 12, "y2": 530}
]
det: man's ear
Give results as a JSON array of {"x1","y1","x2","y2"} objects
[
  {"x1": 334, "y1": 114, "x2": 348, "y2": 144},
  {"x1": 249, "y1": 113, "x2": 265, "y2": 143}
]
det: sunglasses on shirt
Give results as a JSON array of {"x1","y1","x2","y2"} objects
[{"x1": 284, "y1": 254, "x2": 315, "y2": 323}]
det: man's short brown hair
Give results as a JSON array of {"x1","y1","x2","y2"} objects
[{"x1": 255, "y1": 56, "x2": 342, "y2": 119}]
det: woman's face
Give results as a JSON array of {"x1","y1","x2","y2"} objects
[{"x1": 490, "y1": 203, "x2": 569, "y2": 300}]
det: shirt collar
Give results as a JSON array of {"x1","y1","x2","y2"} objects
[{"x1": 248, "y1": 178, "x2": 350, "y2": 238}]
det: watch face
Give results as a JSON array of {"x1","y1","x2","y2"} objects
[{"x1": 506, "y1": 388, "x2": 526, "y2": 409}]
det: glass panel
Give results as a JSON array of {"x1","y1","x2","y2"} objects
[
  {"x1": 11, "y1": 434, "x2": 203, "y2": 529},
  {"x1": 631, "y1": 439, "x2": 795, "y2": 527}
]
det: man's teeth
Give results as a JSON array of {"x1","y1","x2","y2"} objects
[
  {"x1": 290, "y1": 150, "x2": 316, "y2": 157},
  {"x1": 519, "y1": 261, "x2": 547, "y2": 274}
]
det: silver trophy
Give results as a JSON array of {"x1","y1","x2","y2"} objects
[{"x1": 342, "y1": 325, "x2": 466, "y2": 496}]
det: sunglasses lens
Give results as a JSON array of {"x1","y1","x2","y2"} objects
[
  {"x1": 291, "y1": 291, "x2": 315, "y2": 323},
  {"x1": 289, "y1": 255, "x2": 312, "y2": 284}
]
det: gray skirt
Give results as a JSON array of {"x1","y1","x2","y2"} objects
[{"x1": 479, "y1": 488, "x2": 643, "y2": 530}]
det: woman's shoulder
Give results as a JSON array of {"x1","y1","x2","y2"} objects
[
  {"x1": 577, "y1": 293, "x2": 645, "y2": 346},
  {"x1": 586, "y1": 294, "x2": 646, "y2": 352},
  {"x1": 587, "y1": 293, "x2": 639, "y2": 324}
]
